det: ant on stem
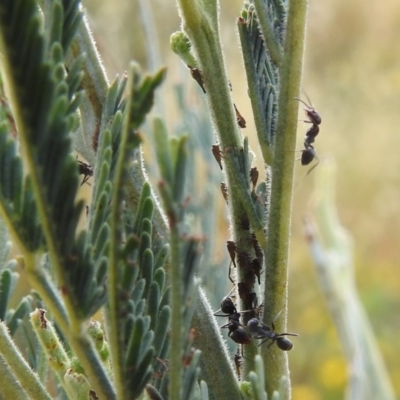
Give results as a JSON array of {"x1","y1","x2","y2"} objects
[
  {"x1": 294, "y1": 96, "x2": 322, "y2": 173},
  {"x1": 213, "y1": 291, "x2": 252, "y2": 345},
  {"x1": 247, "y1": 317, "x2": 298, "y2": 351}
]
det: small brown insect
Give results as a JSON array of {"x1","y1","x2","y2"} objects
[
  {"x1": 38, "y1": 309, "x2": 47, "y2": 329},
  {"x1": 220, "y1": 182, "x2": 228, "y2": 204},
  {"x1": 189, "y1": 66, "x2": 206, "y2": 93},
  {"x1": 234, "y1": 104, "x2": 246, "y2": 128},
  {"x1": 250, "y1": 167, "x2": 259, "y2": 191},
  {"x1": 249, "y1": 233, "x2": 263, "y2": 264},
  {"x1": 234, "y1": 352, "x2": 241, "y2": 380},
  {"x1": 251, "y1": 258, "x2": 262, "y2": 285},
  {"x1": 77, "y1": 160, "x2": 93, "y2": 186},
  {"x1": 212, "y1": 145, "x2": 223, "y2": 170}
]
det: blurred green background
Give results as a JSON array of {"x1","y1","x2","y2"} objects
[{"x1": 79, "y1": 1, "x2": 400, "y2": 398}]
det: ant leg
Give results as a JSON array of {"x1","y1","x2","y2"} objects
[
  {"x1": 80, "y1": 175, "x2": 88, "y2": 186},
  {"x1": 228, "y1": 261, "x2": 235, "y2": 283},
  {"x1": 258, "y1": 337, "x2": 270, "y2": 347},
  {"x1": 305, "y1": 158, "x2": 320, "y2": 177}
]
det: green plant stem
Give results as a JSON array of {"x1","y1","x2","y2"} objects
[
  {"x1": 175, "y1": 1, "x2": 268, "y2": 250},
  {"x1": 107, "y1": 67, "x2": 140, "y2": 400},
  {"x1": 176, "y1": 0, "x2": 239, "y2": 148},
  {"x1": 175, "y1": 0, "x2": 267, "y2": 379},
  {"x1": 0, "y1": 322, "x2": 52, "y2": 400},
  {"x1": 229, "y1": 192, "x2": 257, "y2": 377},
  {"x1": 157, "y1": 177, "x2": 183, "y2": 399},
  {"x1": 261, "y1": 0, "x2": 307, "y2": 398},
  {"x1": 169, "y1": 226, "x2": 182, "y2": 400},
  {"x1": 107, "y1": 199, "x2": 124, "y2": 398}
]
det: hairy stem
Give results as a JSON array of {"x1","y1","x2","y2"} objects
[{"x1": 262, "y1": 0, "x2": 308, "y2": 398}]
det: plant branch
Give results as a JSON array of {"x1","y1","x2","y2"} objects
[
  {"x1": 261, "y1": 0, "x2": 308, "y2": 398},
  {"x1": 165, "y1": 204, "x2": 182, "y2": 399},
  {"x1": 107, "y1": 64, "x2": 142, "y2": 400},
  {"x1": 174, "y1": 0, "x2": 268, "y2": 378}
]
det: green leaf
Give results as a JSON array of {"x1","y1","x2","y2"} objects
[
  {"x1": 0, "y1": 269, "x2": 13, "y2": 320},
  {"x1": 153, "y1": 305, "x2": 170, "y2": 359},
  {"x1": 147, "y1": 281, "x2": 160, "y2": 331},
  {"x1": 6, "y1": 296, "x2": 32, "y2": 336},
  {"x1": 172, "y1": 136, "x2": 188, "y2": 204},
  {"x1": 153, "y1": 117, "x2": 174, "y2": 186}
]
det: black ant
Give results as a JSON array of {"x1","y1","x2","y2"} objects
[
  {"x1": 213, "y1": 292, "x2": 240, "y2": 322},
  {"x1": 294, "y1": 96, "x2": 321, "y2": 172},
  {"x1": 77, "y1": 160, "x2": 93, "y2": 186},
  {"x1": 214, "y1": 293, "x2": 252, "y2": 345},
  {"x1": 247, "y1": 318, "x2": 298, "y2": 351},
  {"x1": 221, "y1": 316, "x2": 252, "y2": 345}
]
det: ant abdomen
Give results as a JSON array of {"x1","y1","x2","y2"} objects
[
  {"x1": 276, "y1": 337, "x2": 294, "y2": 351},
  {"x1": 301, "y1": 145, "x2": 316, "y2": 166}
]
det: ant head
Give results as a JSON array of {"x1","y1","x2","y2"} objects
[
  {"x1": 247, "y1": 318, "x2": 260, "y2": 333},
  {"x1": 276, "y1": 337, "x2": 294, "y2": 351},
  {"x1": 220, "y1": 296, "x2": 237, "y2": 315},
  {"x1": 294, "y1": 97, "x2": 321, "y2": 125},
  {"x1": 304, "y1": 108, "x2": 321, "y2": 126}
]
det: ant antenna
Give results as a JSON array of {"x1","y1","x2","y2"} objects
[{"x1": 294, "y1": 96, "x2": 312, "y2": 109}]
